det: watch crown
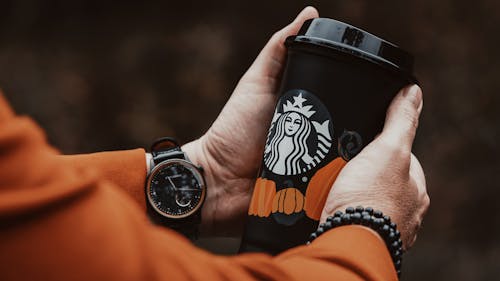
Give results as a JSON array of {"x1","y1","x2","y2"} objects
[{"x1": 198, "y1": 166, "x2": 204, "y2": 173}]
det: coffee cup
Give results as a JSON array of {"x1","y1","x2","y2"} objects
[{"x1": 239, "y1": 18, "x2": 417, "y2": 254}]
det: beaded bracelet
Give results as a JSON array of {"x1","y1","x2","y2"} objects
[{"x1": 306, "y1": 206, "x2": 404, "y2": 277}]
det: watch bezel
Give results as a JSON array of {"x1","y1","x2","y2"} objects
[{"x1": 146, "y1": 158, "x2": 206, "y2": 219}]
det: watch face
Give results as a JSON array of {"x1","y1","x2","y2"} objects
[{"x1": 147, "y1": 159, "x2": 206, "y2": 219}]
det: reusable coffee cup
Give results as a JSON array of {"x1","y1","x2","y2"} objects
[{"x1": 239, "y1": 18, "x2": 417, "y2": 254}]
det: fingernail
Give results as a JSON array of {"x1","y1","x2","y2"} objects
[{"x1": 404, "y1": 85, "x2": 422, "y2": 110}]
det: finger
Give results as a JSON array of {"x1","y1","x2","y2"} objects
[
  {"x1": 380, "y1": 85, "x2": 423, "y2": 153},
  {"x1": 243, "y1": 6, "x2": 319, "y2": 84}
]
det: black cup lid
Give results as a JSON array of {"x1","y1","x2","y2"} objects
[{"x1": 286, "y1": 18, "x2": 415, "y2": 79}]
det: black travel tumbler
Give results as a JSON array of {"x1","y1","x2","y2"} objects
[{"x1": 239, "y1": 18, "x2": 418, "y2": 255}]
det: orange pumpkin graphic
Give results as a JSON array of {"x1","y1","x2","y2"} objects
[
  {"x1": 304, "y1": 157, "x2": 346, "y2": 220},
  {"x1": 271, "y1": 188, "x2": 305, "y2": 215},
  {"x1": 248, "y1": 157, "x2": 346, "y2": 221},
  {"x1": 248, "y1": 178, "x2": 276, "y2": 217}
]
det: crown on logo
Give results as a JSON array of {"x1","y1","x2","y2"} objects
[{"x1": 282, "y1": 93, "x2": 316, "y2": 118}]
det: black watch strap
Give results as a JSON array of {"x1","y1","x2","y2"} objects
[
  {"x1": 151, "y1": 137, "x2": 185, "y2": 164},
  {"x1": 146, "y1": 137, "x2": 202, "y2": 240},
  {"x1": 145, "y1": 202, "x2": 201, "y2": 239}
]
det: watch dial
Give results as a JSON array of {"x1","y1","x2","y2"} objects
[{"x1": 148, "y1": 161, "x2": 204, "y2": 218}]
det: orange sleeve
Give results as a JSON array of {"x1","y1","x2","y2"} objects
[
  {"x1": 0, "y1": 94, "x2": 397, "y2": 281},
  {"x1": 57, "y1": 149, "x2": 149, "y2": 209}
]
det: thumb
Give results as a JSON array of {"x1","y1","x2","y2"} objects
[
  {"x1": 380, "y1": 85, "x2": 423, "y2": 153},
  {"x1": 242, "y1": 6, "x2": 319, "y2": 84}
]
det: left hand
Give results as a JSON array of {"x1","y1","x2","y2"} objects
[
  {"x1": 182, "y1": 7, "x2": 319, "y2": 236},
  {"x1": 319, "y1": 85, "x2": 429, "y2": 250}
]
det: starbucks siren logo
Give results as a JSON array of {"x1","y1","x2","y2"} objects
[{"x1": 264, "y1": 90, "x2": 333, "y2": 176}]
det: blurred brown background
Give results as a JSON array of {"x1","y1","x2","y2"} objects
[{"x1": 1, "y1": 1, "x2": 499, "y2": 280}]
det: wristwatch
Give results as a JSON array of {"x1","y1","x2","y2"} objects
[{"x1": 145, "y1": 137, "x2": 206, "y2": 240}]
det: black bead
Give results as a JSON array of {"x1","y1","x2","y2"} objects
[
  {"x1": 395, "y1": 259, "x2": 402, "y2": 270},
  {"x1": 392, "y1": 250, "x2": 402, "y2": 259},
  {"x1": 391, "y1": 241, "x2": 400, "y2": 250},
  {"x1": 332, "y1": 217, "x2": 342, "y2": 226},
  {"x1": 326, "y1": 216, "x2": 334, "y2": 223},
  {"x1": 324, "y1": 221, "x2": 332, "y2": 230},
  {"x1": 317, "y1": 227, "x2": 324, "y2": 235},
  {"x1": 397, "y1": 238, "x2": 402, "y2": 246},
  {"x1": 345, "y1": 207, "x2": 355, "y2": 214},
  {"x1": 394, "y1": 230, "x2": 401, "y2": 239},
  {"x1": 373, "y1": 210, "x2": 383, "y2": 218},
  {"x1": 309, "y1": 233, "x2": 317, "y2": 241},
  {"x1": 387, "y1": 231, "x2": 396, "y2": 242},
  {"x1": 365, "y1": 207, "x2": 374, "y2": 215},
  {"x1": 341, "y1": 213, "x2": 352, "y2": 224},
  {"x1": 397, "y1": 270, "x2": 401, "y2": 276},
  {"x1": 355, "y1": 206, "x2": 364, "y2": 213},
  {"x1": 334, "y1": 211, "x2": 343, "y2": 217},
  {"x1": 380, "y1": 224, "x2": 391, "y2": 235},
  {"x1": 318, "y1": 222, "x2": 325, "y2": 229},
  {"x1": 351, "y1": 212, "x2": 362, "y2": 223},
  {"x1": 391, "y1": 251, "x2": 398, "y2": 259},
  {"x1": 390, "y1": 222, "x2": 397, "y2": 229},
  {"x1": 383, "y1": 215, "x2": 391, "y2": 224},
  {"x1": 373, "y1": 218, "x2": 383, "y2": 228},
  {"x1": 361, "y1": 211, "x2": 370, "y2": 218},
  {"x1": 362, "y1": 215, "x2": 372, "y2": 225}
]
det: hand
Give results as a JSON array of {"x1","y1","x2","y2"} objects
[
  {"x1": 182, "y1": 7, "x2": 320, "y2": 236},
  {"x1": 320, "y1": 85, "x2": 430, "y2": 250}
]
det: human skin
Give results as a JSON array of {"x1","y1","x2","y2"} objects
[
  {"x1": 182, "y1": 6, "x2": 321, "y2": 236},
  {"x1": 320, "y1": 85, "x2": 429, "y2": 250},
  {"x1": 182, "y1": 6, "x2": 429, "y2": 249}
]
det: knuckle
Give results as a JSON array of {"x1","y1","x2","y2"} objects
[
  {"x1": 395, "y1": 145, "x2": 411, "y2": 160},
  {"x1": 270, "y1": 31, "x2": 283, "y2": 44},
  {"x1": 423, "y1": 194, "x2": 431, "y2": 209},
  {"x1": 381, "y1": 138, "x2": 411, "y2": 160}
]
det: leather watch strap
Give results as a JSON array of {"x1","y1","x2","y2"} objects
[
  {"x1": 151, "y1": 137, "x2": 184, "y2": 164},
  {"x1": 145, "y1": 202, "x2": 200, "y2": 239}
]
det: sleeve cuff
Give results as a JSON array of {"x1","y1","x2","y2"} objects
[
  {"x1": 278, "y1": 225, "x2": 398, "y2": 281},
  {"x1": 58, "y1": 148, "x2": 148, "y2": 209}
]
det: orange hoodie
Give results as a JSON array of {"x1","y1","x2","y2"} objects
[{"x1": 0, "y1": 93, "x2": 397, "y2": 281}]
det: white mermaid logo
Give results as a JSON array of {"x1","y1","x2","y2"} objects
[{"x1": 264, "y1": 92, "x2": 333, "y2": 175}]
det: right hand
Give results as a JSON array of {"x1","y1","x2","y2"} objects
[{"x1": 320, "y1": 85, "x2": 430, "y2": 250}]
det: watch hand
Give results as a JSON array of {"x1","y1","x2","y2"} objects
[
  {"x1": 175, "y1": 188, "x2": 200, "y2": 192},
  {"x1": 167, "y1": 177, "x2": 177, "y2": 190}
]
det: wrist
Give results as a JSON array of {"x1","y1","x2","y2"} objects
[
  {"x1": 145, "y1": 137, "x2": 209, "y2": 240},
  {"x1": 310, "y1": 206, "x2": 403, "y2": 277},
  {"x1": 181, "y1": 137, "x2": 217, "y2": 237},
  {"x1": 182, "y1": 135, "x2": 253, "y2": 237}
]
